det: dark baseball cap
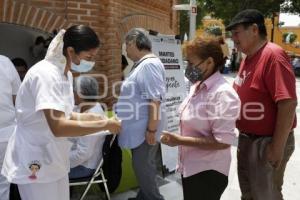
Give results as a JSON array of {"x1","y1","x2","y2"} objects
[{"x1": 226, "y1": 9, "x2": 265, "y2": 31}]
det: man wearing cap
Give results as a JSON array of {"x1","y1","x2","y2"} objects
[{"x1": 226, "y1": 9, "x2": 297, "y2": 200}]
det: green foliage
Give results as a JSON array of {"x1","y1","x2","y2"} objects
[
  {"x1": 278, "y1": 21, "x2": 285, "y2": 27},
  {"x1": 282, "y1": 32, "x2": 289, "y2": 40},
  {"x1": 178, "y1": 0, "x2": 300, "y2": 40},
  {"x1": 290, "y1": 34, "x2": 298, "y2": 43},
  {"x1": 283, "y1": 32, "x2": 298, "y2": 43},
  {"x1": 225, "y1": 31, "x2": 232, "y2": 38},
  {"x1": 205, "y1": 25, "x2": 223, "y2": 36},
  {"x1": 196, "y1": 0, "x2": 300, "y2": 25},
  {"x1": 281, "y1": 0, "x2": 300, "y2": 14}
]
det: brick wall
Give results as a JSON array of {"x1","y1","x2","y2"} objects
[{"x1": 0, "y1": 0, "x2": 178, "y2": 108}]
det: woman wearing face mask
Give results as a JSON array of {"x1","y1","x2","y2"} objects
[
  {"x1": 161, "y1": 36, "x2": 240, "y2": 200},
  {"x1": 1, "y1": 25, "x2": 121, "y2": 200}
]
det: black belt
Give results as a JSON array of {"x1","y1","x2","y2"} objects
[
  {"x1": 239, "y1": 132, "x2": 271, "y2": 139},
  {"x1": 240, "y1": 131, "x2": 293, "y2": 140}
]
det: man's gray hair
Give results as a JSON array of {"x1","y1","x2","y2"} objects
[
  {"x1": 125, "y1": 28, "x2": 152, "y2": 51},
  {"x1": 74, "y1": 76, "x2": 99, "y2": 99}
]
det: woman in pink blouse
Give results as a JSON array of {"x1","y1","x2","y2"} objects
[{"x1": 161, "y1": 36, "x2": 240, "y2": 200}]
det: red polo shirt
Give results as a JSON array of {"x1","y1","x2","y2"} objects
[{"x1": 233, "y1": 42, "x2": 297, "y2": 136}]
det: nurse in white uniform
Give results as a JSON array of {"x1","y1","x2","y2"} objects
[{"x1": 1, "y1": 25, "x2": 121, "y2": 200}]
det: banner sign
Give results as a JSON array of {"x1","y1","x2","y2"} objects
[{"x1": 149, "y1": 34, "x2": 187, "y2": 172}]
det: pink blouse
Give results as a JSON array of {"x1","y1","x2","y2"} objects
[{"x1": 178, "y1": 71, "x2": 240, "y2": 177}]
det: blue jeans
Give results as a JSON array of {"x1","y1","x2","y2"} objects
[{"x1": 69, "y1": 165, "x2": 95, "y2": 179}]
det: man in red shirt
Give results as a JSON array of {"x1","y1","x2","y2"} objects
[{"x1": 227, "y1": 9, "x2": 297, "y2": 200}]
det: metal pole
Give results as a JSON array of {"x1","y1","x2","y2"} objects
[
  {"x1": 271, "y1": 12, "x2": 276, "y2": 42},
  {"x1": 189, "y1": 0, "x2": 197, "y2": 40}
]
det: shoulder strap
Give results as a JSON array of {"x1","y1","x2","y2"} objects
[{"x1": 130, "y1": 55, "x2": 157, "y2": 72}]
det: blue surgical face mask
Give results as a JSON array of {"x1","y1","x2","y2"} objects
[{"x1": 71, "y1": 59, "x2": 95, "y2": 73}]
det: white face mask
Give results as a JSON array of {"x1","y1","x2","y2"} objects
[{"x1": 71, "y1": 59, "x2": 95, "y2": 73}]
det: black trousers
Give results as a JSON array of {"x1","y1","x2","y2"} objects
[{"x1": 181, "y1": 170, "x2": 228, "y2": 200}]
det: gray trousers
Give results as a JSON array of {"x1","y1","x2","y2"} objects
[
  {"x1": 131, "y1": 141, "x2": 164, "y2": 200},
  {"x1": 238, "y1": 132, "x2": 295, "y2": 200}
]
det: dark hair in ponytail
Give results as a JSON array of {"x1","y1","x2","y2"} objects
[{"x1": 63, "y1": 25, "x2": 100, "y2": 54}]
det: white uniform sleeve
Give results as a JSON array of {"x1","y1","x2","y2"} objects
[
  {"x1": 9, "y1": 66, "x2": 21, "y2": 95},
  {"x1": 30, "y1": 69, "x2": 68, "y2": 112},
  {"x1": 2, "y1": 56, "x2": 21, "y2": 95}
]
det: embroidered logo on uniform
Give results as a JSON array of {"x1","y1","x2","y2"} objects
[{"x1": 28, "y1": 160, "x2": 41, "y2": 180}]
